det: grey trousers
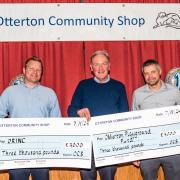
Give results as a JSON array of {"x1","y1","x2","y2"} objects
[
  {"x1": 140, "y1": 155, "x2": 180, "y2": 180},
  {"x1": 80, "y1": 150, "x2": 117, "y2": 180}
]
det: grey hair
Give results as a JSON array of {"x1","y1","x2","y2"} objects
[{"x1": 90, "y1": 50, "x2": 110, "y2": 63}]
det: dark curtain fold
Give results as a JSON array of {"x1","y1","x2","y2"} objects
[{"x1": 0, "y1": 0, "x2": 179, "y2": 116}]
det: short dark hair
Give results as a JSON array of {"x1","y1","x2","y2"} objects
[
  {"x1": 142, "y1": 59, "x2": 160, "y2": 73},
  {"x1": 90, "y1": 50, "x2": 110, "y2": 64},
  {"x1": 24, "y1": 56, "x2": 43, "y2": 73}
]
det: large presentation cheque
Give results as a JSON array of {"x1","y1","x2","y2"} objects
[
  {"x1": 91, "y1": 105, "x2": 180, "y2": 167},
  {"x1": 0, "y1": 118, "x2": 91, "y2": 170}
]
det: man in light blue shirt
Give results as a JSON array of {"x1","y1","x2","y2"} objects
[{"x1": 0, "y1": 56, "x2": 61, "y2": 180}]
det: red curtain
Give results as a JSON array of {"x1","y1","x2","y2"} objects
[
  {"x1": 0, "y1": 0, "x2": 180, "y2": 116},
  {"x1": 0, "y1": 42, "x2": 85, "y2": 117},
  {"x1": 84, "y1": 0, "x2": 180, "y2": 2},
  {"x1": 83, "y1": 41, "x2": 180, "y2": 105}
]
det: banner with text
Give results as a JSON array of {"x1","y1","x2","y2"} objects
[{"x1": 0, "y1": 3, "x2": 180, "y2": 41}]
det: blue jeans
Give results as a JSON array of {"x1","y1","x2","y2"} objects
[{"x1": 9, "y1": 168, "x2": 49, "y2": 180}]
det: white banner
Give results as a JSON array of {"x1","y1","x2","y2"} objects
[
  {"x1": 0, "y1": 118, "x2": 91, "y2": 170},
  {"x1": 0, "y1": 3, "x2": 180, "y2": 41},
  {"x1": 91, "y1": 105, "x2": 180, "y2": 167}
]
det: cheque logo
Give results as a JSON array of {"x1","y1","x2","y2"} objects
[{"x1": 153, "y1": 12, "x2": 180, "y2": 29}]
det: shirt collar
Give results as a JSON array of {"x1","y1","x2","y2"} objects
[
  {"x1": 22, "y1": 82, "x2": 39, "y2": 89},
  {"x1": 94, "y1": 75, "x2": 110, "y2": 84},
  {"x1": 145, "y1": 80, "x2": 167, "y2": 92}
]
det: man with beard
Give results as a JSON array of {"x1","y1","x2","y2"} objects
[{"x1": 132, "y1": 59, "x2": 180, "y2": 180}]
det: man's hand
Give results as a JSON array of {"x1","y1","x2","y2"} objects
[
  {"x1": 77, "y1": 108, "x2": 91, "y2": 121},
  {"x1": 133, "y1": 161, "x2": 140, "y2": 167}
]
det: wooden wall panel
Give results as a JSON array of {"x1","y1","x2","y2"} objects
[{"x1": 0, "y1": 165, "x2": 164, "y2": 180}]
